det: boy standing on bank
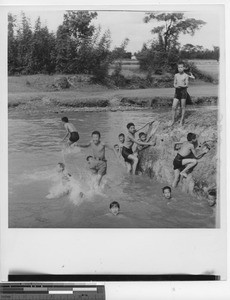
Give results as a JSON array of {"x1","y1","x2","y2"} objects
[{"x1": 171, "y1": 62, "x2": 195, "y2": 126}]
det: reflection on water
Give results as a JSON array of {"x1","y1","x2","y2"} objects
[{"x1": 8, "y1": 111, "x2": 215, "y2": 228}]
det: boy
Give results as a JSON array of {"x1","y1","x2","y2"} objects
[
  {"x1": 118, "y1": 133, "x2": 125, "y2": 148},
  {"x1": 162, "y1": 186, "x2": 172, "y2": 200},
  {"x1": 78, "y1": 131, "x2": 114, "y2": 186},
  {"x1": 109, "y1": 201, "x2": 120, "y2": 216},
  {"x1": 61, "y1": 117, "x2": 79, "y2": 146},
  {"x1": 207, "y1": 189, "x2": 216, "y2": 207},
  {"x1": 171, "y1": 62, "x2": 195, "y2": 126},
  {"x1": 121, "y1": 122, "x2": 155, "y2": 175},
  {"x1": 56, "y1": 162, "x2": 72, "y2": 184},
  {"x1": 172, "y1": 133, "x2": 209, "y2": 188}
]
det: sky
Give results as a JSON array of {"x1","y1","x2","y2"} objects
[{"x1": 11, "y1": 9, "x2": 221, "y2": 54}]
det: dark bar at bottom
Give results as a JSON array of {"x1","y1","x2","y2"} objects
[{"x1": 8, "y1": 274, "x2": 220, "y2": 281}]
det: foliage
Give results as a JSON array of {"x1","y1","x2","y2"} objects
[
  {"x1": 144, "y1": 13, "x2": 206, "y2": 52},
  {"x1": 180, "y1": 44, "x2": 219, "y2": 60},
  {"x1": 137, "y1": 13, "x2": 206, "y2": 75},
  {"x1": 8, "y1": 10, "x2": 111, "y2": 80}
]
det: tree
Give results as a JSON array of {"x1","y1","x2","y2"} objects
[
  {"x1": 144, "y1": 13, "x2": 206, "y2": 52},
  {"x1": 16, "y1": 12, "x2": 33, "y2": 73},
  {"x1": 111, "y1": 38, "x2": 130, "y2": 60},
  {"x1": 8, "y1": 13, "x2": 18, "y2": 74},
  {"x1": 55, "y1": 10, "x2": 98, "y2": 73},
  {"x1": 29, "y1": 17, "x2": 56, "y2": 74}
]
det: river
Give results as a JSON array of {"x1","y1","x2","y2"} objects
[{"x1": 8, "y1": 109, "x2": 215, "y2": 228}]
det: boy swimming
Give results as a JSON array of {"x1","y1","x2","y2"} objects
[
  {"x1": 172, "y1": 133, "x2": 209, "y2": 187},
  {"x1": 171, "y1": 62, "x2": 195, "y2": 126},
  {"x1": 162, "y1": 186, "x2": 172, "y2": 200},
  {"x1": 78, "y1": 131, "x2": 114, "y2": 186},
  {"x1": 46, "y1": 162, "x2": 84, "y2": 199},
  {"x1": 109, "y1": 201, "x2": 120, "y2": 216},
  {"x1": 121, "y1": 122, "x2": 155, "y2": 175},
  {"x1": 61, "y1": 117, "x2": 79, "y2": 146},
  {"x1": 207, "y1": 189, "x2": 216, "y2": 207}
]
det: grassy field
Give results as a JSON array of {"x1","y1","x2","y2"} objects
[
  {"x1": 109, "y1": 59, "x2": 219, "y2": 80},
  {"x1": 189, "y1": 59, "x2": 219, "y2": 80}
]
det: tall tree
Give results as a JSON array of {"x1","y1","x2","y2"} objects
[
  {"x1": 29, "y1": 17, "x2": 56, "y2": 73},
  {"x1": 16, "y1": 12, "x2": 33, "y2": 73},
  {"x1": 8, "y1": 13, "x2": 18, "y2": 74},
  {"x1": 144, "y1": 13, "x2": 206, "y2": 52},
  {"x1": 55, "y1": 10, "x2": 98, "y2": 73}
]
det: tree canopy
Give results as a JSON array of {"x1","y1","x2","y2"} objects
[{"x1": 144, "y1": 13, "x2": 206, "y2": 51}]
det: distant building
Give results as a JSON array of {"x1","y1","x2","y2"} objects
[{"x1": 131, "y1": 55, "x2": 137, "y2": 60}]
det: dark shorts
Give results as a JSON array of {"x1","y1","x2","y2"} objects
[
  {"x1": 174, "y1": 87, "x2": 187, "y2": 101},
  {"x1": 69, "y1": 131, "x2": 79, "y2": 142},
  {"x1": 121, "y1": 147, "x2": 133, "y2": 163},
  {"x1": 173, "y1": 153, "x2": 184, "y2": 170},
  {"x1": 90, "y1": 160, "x2": 107, "y2": 176}
]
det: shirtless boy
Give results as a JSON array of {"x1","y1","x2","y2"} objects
[
  {"x1": 61, "y1": 117, "x2": 79, "y2": 146},
  {"x1": 172, "y1": 133, "x2": 209, "y2": 188},
  {"x1": 78, "y1": 131, "x2": 114, "y2": 186},
  {"x1": 121, "y1": 122, "x2": 155, "y2": 175},
  {"x1": 171, "y1": 62, "x2": 195, "y2": 126}
]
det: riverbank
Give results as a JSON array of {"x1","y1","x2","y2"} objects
[
  {"x1": 138, "y1": 108, "x2": 218, "y2": 199},
  {"x1": 8, "y1": 74, "x2": 218, "y2": 109}
]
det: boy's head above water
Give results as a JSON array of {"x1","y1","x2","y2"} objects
[
  {"x1": 61, "y1": 117, "x2": 68, "y2": 123},
  {"x1": 57, "y1": 162, "x2": 65, "y2": 172},
  {"x1": 208, "y1": 189, "x2": 216, "y2": 207},
  {"x1": 162, "y1": 186, "x2": 172, "y2": 199},
  {"x1": 127, "y1": 123, "x2": 135, "y2": 133},
  {"x1": 109, "y1": 201, "x2": 120, "y2": 216},
  {"x1": 91, "y1": 131, "x2": 101, "y2": 144},
  {"x1": 118, "y1": 133, "x2": 125, "y2": 143},
  {"x1": 177, "y1": 62, "x2": 185, "y2": 73},
  {"x1": 139, "y1": 132, "x2": 147, "y2": 141}
]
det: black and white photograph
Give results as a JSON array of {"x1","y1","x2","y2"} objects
[
  {"x1": 1, "y1": 1, "x2": 229, "y2": 296},
  {"x1": 7, "y1": 7, "x2": 221, "y2": 229}
]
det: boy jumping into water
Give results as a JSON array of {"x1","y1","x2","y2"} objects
[
  {"x1": 172, "y1": 133, "x2": 209, "y2": 188},
  {"x1": 78, "y1": 131, "x2": 114, "y2": 186},
  {"x1": 122, "y1": 122, "x2": 156, "y2": 175},
  {"x1": 171, "y1": 62, "x2": 195, "y2": 126},
  {"x1": 61, "y1": 117, "x2": 79, "y2": 146}
]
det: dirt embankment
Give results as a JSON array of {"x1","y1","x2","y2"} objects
[
  {"x1": 137, "y1": 109, "x2": 218, "y2": 198},
  {"x1": 8, "y1": 74, "x2": 218, "y2": 109}
]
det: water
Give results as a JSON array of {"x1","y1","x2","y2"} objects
[{"x1": 8, "y1": 110, "x2": 215, "y2": 228}]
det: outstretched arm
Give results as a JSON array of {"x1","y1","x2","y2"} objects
[
  {"x1": 146, "y1": 122, "x2": 159, "y2": 141},
  {"x1": 128, "y1": 135, "x2": 155, "y2": 146},
  {"x1": 188, "y1": 72, "x2": 195, "y2": 79},
  {"x1": 78, "y1": 141, "x2": 91, "y2": 148},
  {"x1": 191, "y1": 146, "x2": 209, "y2": 159},
  {"x1": 136, "y1": 121, "x2": 154, "y2": 133}
]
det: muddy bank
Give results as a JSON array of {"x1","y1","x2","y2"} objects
[
  {"x1": 137, "y1": 109, "x2": 218, "y2": 198},
  {"x1": 8, "y1": 94, "x2": 218, "y2": 111}
]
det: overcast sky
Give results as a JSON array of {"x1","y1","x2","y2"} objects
[{"x1": 11, "y1": 10, "x2": 221, "y2": 53}]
